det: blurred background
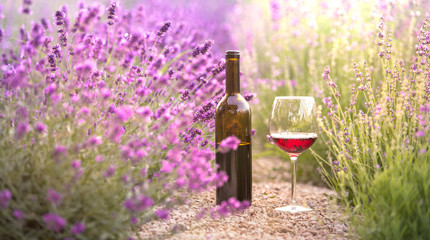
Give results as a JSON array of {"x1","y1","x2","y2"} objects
[{"x1": 1, "y1": 0, "x2": 428, "y2": 185}]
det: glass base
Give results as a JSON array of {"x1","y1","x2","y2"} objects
[{"x1": 275, "y1": 205, "x2": 312, "y2": 213}]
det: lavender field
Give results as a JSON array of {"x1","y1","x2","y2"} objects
[{"x1": 0, "y1": 0, "x2": 429, "y2": 239}]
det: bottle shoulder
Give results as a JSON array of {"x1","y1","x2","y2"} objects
[{"x1": 216, "y1": 94, "x2": 251, "y2": 113}]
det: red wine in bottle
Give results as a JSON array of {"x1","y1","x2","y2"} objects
[
  {"x1": 215, "y1": 50, "x2": 252, "y2": 205},
  {"x1": 271, "y1": 132, "x2": 317, "y2": 157}
]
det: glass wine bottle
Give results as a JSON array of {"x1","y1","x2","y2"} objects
[{"x1": 215, "y1": 50, "x2": 252, "y2": 205}]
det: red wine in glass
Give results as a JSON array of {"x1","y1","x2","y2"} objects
[
  {"x1": 271, "y1": 132, "x2": 318, "y2": 157},
  {"x1": 269, "y1": 96, "x2": 318, "y2": 213}
]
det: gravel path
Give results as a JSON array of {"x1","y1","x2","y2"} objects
[{"x1": 138, "y1": 157, "x2": 350, "y2": 239}]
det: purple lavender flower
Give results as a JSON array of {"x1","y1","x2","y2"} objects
[
  {"x1": 135, "y1": 106, "x2": 152, "y2": 120},
  {"x1": 86, "y1": 136, "x2": 102, "y2": 147},
  {"x1": 74, "y1": 60, "x2": 96, "y2": 77},
  {"x1": 192, "y1": 46, "x2": 201, "y2": 58},
  {"x1": 107, "y1": 125, "x2": 124, "y2": 143},
  {"x1": 103, "y1": 165, "x2": 116, "y2": 178},
  {"x1": 53, "y1": 145, "x2": 67, "y2": 160},
  {"x1": 53, "y1": 10, "x2": 66, "y2": 26},
  {"x1": 71, "y1": 222, "x2": 85, "y2": 235},
  {"x1": 52, "y1": 44, "x2": 62, "y2": 60},
  {"x1": 244, "y1": 93, "x2": 256, "y2": 101},
  {"x1": 200, "y1": 40, "x2": 214, "y2": 55},
  {"x1": 322, "y1": 97, "x2": 333, "y2": 108},
  {"x1": 420, "y1": 104, "x2": 429, "y2": 113},
  {"x1": 416, "y1": 131, "x2": 425, "y2": 137},
  {"x1": 157, "y1": 21, "x2": 171, "y2": 37},
  {"x1": 0, "y1": 189, "x2": 12, "y2": 208},
  {"x1": 218, "y1": 136, "x2": 241, "y2": 153},
  {"x1": 101, "y1": 88, "x2": 111, "y2": 99},
  {"x1": 270, "y1": 0, "x2": 281, "y2": 30},
  {"x1": 160, "y1": 160, "x2": 174, "y2": 173},
  {"x1": 35, "y1": 122, "x2": 47, "y2": 133},
  {"x1": 13, "y1": 209, "x2": 25, "y2": 221},
  {"x1": 107, "y1": 2, "x2": 119, "y2": 26},
  {"x1": 20, "y1": 0, "x2": 33, "y2": 15},
  {"x1": 47, "y1": 188, "x2": 62, "y2": 206},
  {"x1": 0, "y1": 28, "x2": 4, "y2": 43},
  {"x1": 124, "y1": 195, "x2": 154, "y2": 213},
  {"x1": 72, "y1": 159, "x2": 81, "y2": 169},
  {"x1": 41, "y1": 17, "x2": 51, "y2": 31},
  {"x1": 48, "y1": 53, "x2": 57, "y2": 72},
  {"x1": 213, "y1": 197, "x2": 249, "y2": 218},
  {"x1": 43, "y1": 213, "x2": 66, "y2": 232},
  {"x1": 115, "y1": 105, "x2": 133, "y2": 123},
  {"x1": 212, "y1": 60, "x2": 226, "y2": 76},
  {"x1": 155, "y1": 208, "x2": 169, "y2": 220},
  {"x1": 58, "y1": 28, "x2": 68, "y2": 47},
  {"x1": 180, "y1": 89, "x2": 190, "y2": 101},
  {"x1": 266, "y1": 135, "x2": 273, "y2": 143},
  {"x1": 16, "y1": 123, "x2": 29, "y2": 139},
  {"x1": 322, "y1": 66, "x2": 330, "y2": 80}
]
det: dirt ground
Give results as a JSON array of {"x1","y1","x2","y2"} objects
[{"x1": 138, "y1": 157, "x2": 350, "y2": 239}]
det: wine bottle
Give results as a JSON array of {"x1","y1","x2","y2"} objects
[{"x1": 215, "y1": 50, "x2": 252, "y2": 205}]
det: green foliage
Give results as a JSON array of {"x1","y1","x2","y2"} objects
[
  {"x1": 356, "y1": 152, "x2": 430, "y2": 240},
  {"x1": 233, "y1": 0, "x2": 425, "y2": 183},
  {"x1": 313, "y1": 16, "x2": 430, "y2": 240}
]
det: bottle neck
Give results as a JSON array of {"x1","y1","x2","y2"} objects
[{"x1": 225, "y1": 57, "x2": 240, "y2": 94}]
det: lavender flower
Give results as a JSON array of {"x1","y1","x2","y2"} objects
[
  {"x1": 53, "y1": 11, "x2": 66, "y2": 26},
  {"x1": 200, "y1": 40, "x2": 214, "y2": 55},
  {"x1": 71, "y1": 222, "x2": 85, "y2": 235},
  {"x1": 53, "y1": 145, "x2": 67, "y2": 160},
  {"x1": 192, "y1": 46, "x2": 201, "y2": 58},
  {"x1": 0, "y1": 189, "x2": 12, "y2": 208},
  {"x1": 20, "y1": 0, "x2": 33, "y2": 15},
  {"x1": 212, "y1": 197, "x2": 250, "y2": 218},
  {"x1": 43, "y1": 213, "x2": 66, "y2": 232},
  {"x1": 124, "y1": 195, "x2": 154, "y2": 213},
  {"x1": 58, "y1": 28, "x2": 67, "y2": 47},
  {"x1": 322, "y1": 66, "x2": 330, "y2": 80},
  {"x1": 218, "y1": 136, "x2": 241, "y2": 153},
  {"x1": 270, "y1": 0, "x2": 281, "y2": 30},
  {"x1": 52, "y1": 44, "x2": 62, "y2": 60},
  {"x1": 157, "y1": 21, "x2": 171, "y2": 37},
  {"x1": 211, "y1": 60, "x2": 226, "y2": 76},
  {"x1": 46, "y1": 188, "x2": 62, "y2": 206},
  {"x1": 35, "y1": 122, "x2": 47, "y2": 133},
  {"x1": 72, "y1": 159, "x2": 81, "y2": 169},
  {"x1": 16, "y1": 123, "x2": 29, "y2": 139},
  {"x1": 115, "y1": 105, "x2": 133, "y2": 123},
  {"x1": 420, "y1": 104, "x2": 429, "y2": 113},
  {"x1": 47, "y1": 53, "x2": 57, "y2": 72},
  {"x1": 103, "y1": 165, "x2": 116, "y2": 178},
  {"x1": 107, "y1": 2, "x2": 119, "y2": 26},
  {"x1": 244, "y1": 93, "x2": 256, "y2": 101},
  {"x1": 13, "y1": 209, "x2": 26, "y2": 221},
  {"x1": 155, "y1": 208, "x2": 169, "y2": 220},
  {"x1": 416, "y1": 131, "x2": 425, "y2": 137},
  {"x1": 0, "y1": 1, "x2": 239, "y2": 236},
  {"x1": 41, "y1": 17, "x2": 52, "y2": 31}
]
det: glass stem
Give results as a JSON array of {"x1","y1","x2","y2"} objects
[{"x1": 290, "y1": 156, "x2": 297, "y2": 204}]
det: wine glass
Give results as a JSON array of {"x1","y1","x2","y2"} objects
[{"x1": 269, "y1": 96, "x2": 318, "y2": 213}]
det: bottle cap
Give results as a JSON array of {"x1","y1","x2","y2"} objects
[{"x1": 226, "y1": 50, "x2": 240, "y2": 58}]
